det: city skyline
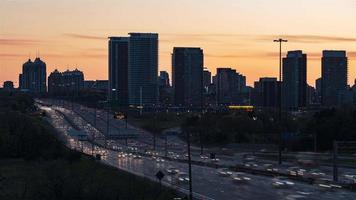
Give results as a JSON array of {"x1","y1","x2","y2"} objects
[{"x1": 1, "y1": 0, "x2": 356, "y2": 87}]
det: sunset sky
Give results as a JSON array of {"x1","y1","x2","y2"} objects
[{"x1": 1, "y1": 0, "x2": 356, "y2": 87}]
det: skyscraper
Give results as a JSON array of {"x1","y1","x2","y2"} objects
[
  {"x1": 108, "y1": 37, "x2": 129, "y2": 106},
  {"x1": 321, "y1": 50, "x2": 348, "y2": 106},
  {"x1": 216, "y1": 68, "x2": 246, "y2": 105},
  {"x1": 172, "y1": 47, "x2": 204, "y2": 107},
  {"x1": 128, "y1": 33, "x2": 159, "y2": 106},
  {"x1": 282, "y1": 50, "x2": 307, "y2": 110},
  {"x1": 19, "y1": 57, "x2": 46, "y2": 93}
]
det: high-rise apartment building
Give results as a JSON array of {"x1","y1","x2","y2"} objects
[
  {"x1": 108, "y1": 37, "x2": 129, "y2": 106},
  {"x1": 216, "y1": 68, "x2": 246, "y2": 105},
  {"x1": 128, "y1": 33, "x2": 159, "y2": 106},
  {"x1": 321, "y1": 50, "x2": 348, "y2": 106},
  {"x1": 172, "y1": 47, "x2": 204, "y2": 107},
  {"x1": 19, "y1": 57, "x2": 46, "y2": 93},
  {"x1": 282, "y1": 50, "x2": 307, "y2": 110}
]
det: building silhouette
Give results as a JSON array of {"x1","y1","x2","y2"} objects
[
  {"x1": 253, "y1": 77, "x2": 280, "y2": 108},
  {"x1": 158, "y1": 71, "x2": 172, "y2": 106},
  {"x1": 315, "y1": 78, "x2": 322, "y2": 104},
  {"x1": 108, "y1": 33, "x2": 158, "y2": 106},
  {"x1": 48, "y1": 69, "x2": 84, "y2": 96},
  {"x1": 128, "y1": 33, "x2": 159, "y2": 106},
  {"x1": 172, "y1": 47, "x2": 204, "y2": 107},
  {"x1": 216, "y1": 68, "x2": 246, "y2": 105},
  {"x1": 321, "y1": 50, "x2": 348, "y2": 106},
  {"x1": 108, "y1": 37, "x2": 129, "y2": 106},
  {"x1": 3, "y1": 81, "x2": 14, "y2": 91},
  {"x1": 203, "y1": 70, "x2": 212, "y2": 89},
  {"x1": 158, "y1": 71, "x2": 170, "y2": 88},
  {"x1": 282, "y1": 50, "x2": 307, "y2": 110},
  {"x1": 19, "y1": 57, "x2": 46, "y2": 93}
]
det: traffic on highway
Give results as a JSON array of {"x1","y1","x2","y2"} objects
[{"x1": 37, "y1": 99, "x2": 356, "y2": 200}]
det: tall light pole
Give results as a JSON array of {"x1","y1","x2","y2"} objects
[{"x1": 273, "y1": 38, "x2": 287, "y2": 165}]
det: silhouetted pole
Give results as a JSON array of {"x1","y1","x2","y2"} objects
[
  {"x1": 333, "y1": 141, "x2": 338, "y2": 182},
  {"x1": 186, "y1": 131, "x2": 193, "y2": 200},
  {"x1": 273, "y1": 38, "x2": 288, "y2": 165},
  {"x1": 106, "y1": 102, "x2": 109, "y2": 148}
]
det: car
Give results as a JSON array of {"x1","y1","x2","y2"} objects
[
  {"x1": 200, "y1": 155, "x2": 209, "y2": 160},
  {"x1": 166, "y1": 167, "x2": 180, "y2": 175},
  {"x1": 272, "y1": 177, "x2": 295, "y2": 188},
  {"x1": 287, "y1": 167, "x2": 306, "y2": 176},
  {"x1": 232, "y1": 173, "x2": 251, "y2": 184},
  {"x1": 156, "y1": 158, "x2": 165, "y2": 163},
  {"x1": 344, "y1": 174, "x2": 356, "y2": 184},
  {"x1": 177, "y1": 172, "x2": 190, "y2": 183},
  {"x1": 132, "y1": 154, "x2": 142, "y2": 159},
  {"x1": 211, "y1": 158, "x2": 220, "y2": 163},
  {"x1": 244, "y1": 162, "x2": 258, "y2": 168},
  {"x1": 244, "y1": 156, "x2": 256, "y2": 161},
  {"x1": 263, "y1": 164, "x2": 279, "y2": 172},
  {"x1": 307, "y1": 169, "x2": 326, "y2": 178},
  {"x1": 217, "y1": 168, "x2": 233, "y2": 177}
]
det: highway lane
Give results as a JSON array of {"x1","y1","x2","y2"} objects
[{"x1": 39, "y1": 103, "x2": 356, "y2": 200}]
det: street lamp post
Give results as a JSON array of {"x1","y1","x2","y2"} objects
[{"x1": 273, "y1": 38, "x2": 288, "y2": 165}]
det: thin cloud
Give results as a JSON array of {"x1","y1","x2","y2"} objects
[
  {"x1": 257, "y1": 35, "x2": 356, "y2": 43},
  {"x1": 63, "y1": 33, "x2": 106, "y2": 40},
  {"x1": 0, "y1": 38, "x2": 42, "y2": 46},
  {"x1": 0, "y1": 53, "x2": 26, "y2": 58}
]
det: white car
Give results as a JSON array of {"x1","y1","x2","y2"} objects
[
  {"x1": 217, "y1": 168, "x2": 233, "y2": 177},
  {"x1": 156, "y1": 158, "x2": 165, "y2": 163},
  {"x1": 232, "y1": 173, "x2": 251, "y2": 184},
  {"x1": 288, "y1": 167, "x2": 306, "y2": 176},
  {"x1": 177, "y1": 172, "x2": 190, "y2": 183},
  {"x1": 272, "y1": 177, "x2": 295, "y2": 188},
  {"x1": 343, "y1": 174, "x2": 356, "y2": 184},
  {"x1": 166, "y1": 167, "x2": 180, "y2": 175},
  {"x1": 244, "y1": 162, "x2": 258, "y2": 168}
]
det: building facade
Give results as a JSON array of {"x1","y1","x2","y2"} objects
[
  {"x1": 172, "y1": 47, "x2": 204, "y2": 107},
  {"x1": 216, "y1": 68, "x2": 246, "y2": 105},
  {"x1": 48, "y1": 69, "x2": 84, "y2": 96},
  {"x1": 108, "y1": 37, "x2": 129, "y2": 106},
  {"x1": 282, "y1": 50, "x2": 307, "y2": 110},
  {"x1": 321, "y1": 50, "x2": 348, "y2": 107},
  {"x1": 3, "y1": 81, "x2": 14, "y2": 91},
  {"x1": 128, "y1": 33, "x2": 159, "y2": 106},
  {"x1": 19, "y1": 57, "x2": 47, "y2": 93}
]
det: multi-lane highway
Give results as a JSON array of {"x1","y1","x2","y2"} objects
[{"x1": 38, "y1": 100, "x2": 356, "y2": 200}]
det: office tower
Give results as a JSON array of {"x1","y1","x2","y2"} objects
[
  {"x1": 216, "y1": 68, "x2": 246, "y2": 105},
  {"x1": 48, "y1": 69, "x2": 84, "y2": 96},
  {"x1": 128, "y1": 33, "x2": 159, "y2": 106},
  {"x1": 203, "y1": 70, "x2": 212, "y2": 89},
  {"x1": 255, "y1": 77, "x2": 280, "y2": 108},
  {"x1": 282, "y1": 50, "x2": 307, "y2": 110},
  {"x1": 321, "y1": 50, "x2": 348, "y2": 106},
  {"x1": 20, "y1": 57, "x2": 46, "y2": 93},
  {"x1": 159, "y1": 71, "x2": 170, "y2": 87},
  {"x1": 108, "y1": 37, "x2": 129, "y2": 106},
  {"x1": 172, "y1": 47, "x2": 204, "y2": 107}
]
